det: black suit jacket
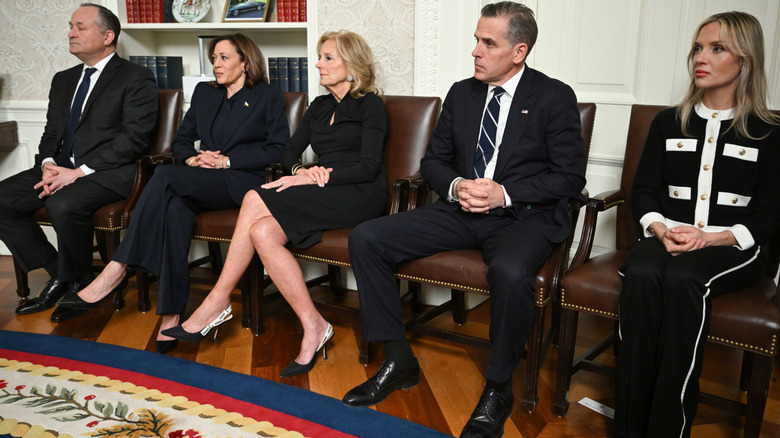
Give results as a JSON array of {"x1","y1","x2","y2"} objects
[
  {"x1": 171, "y1": 81, "x2": 289, "y2": 204},
  {"x1": 36, "y1": 54, "x2": 159, "y2": 197},
  {"x1": 420, "y1": 67, "x2": 587, "y2": 243}
]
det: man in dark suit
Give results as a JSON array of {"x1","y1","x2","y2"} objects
[
  {"x1": 0, "y1": 4, "x2": 158, "y2": 317},
  {"x1": 342, "y1": 2, "x2": 586, "y2": 437}
]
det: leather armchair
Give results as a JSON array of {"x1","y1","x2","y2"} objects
[
  {"x1": 393, "y1": 103, "x2": 596, "y2": 413},
  {"x1": 13, "y1": 89, "x2": 184, "y2": 308},
  {"x1": 553, "y1": 105, "x2": 780, "y2": 438}
]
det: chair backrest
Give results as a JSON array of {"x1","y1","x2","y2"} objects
[
  {"x1": 578, "y1": 102, "x2": 596, "y2": 159},
  {"x1": 283, "y1": 91, "x2": 308, "y2": 136},
  {"x1": 615, "y1": 104, "x2": 667, "y2": 250},
  {"x1": 150, "y1": 89, "x2": 183, "y2": 155},
  {"x1": 381, "y1": 95, "x2": 442, "y2": 213}
]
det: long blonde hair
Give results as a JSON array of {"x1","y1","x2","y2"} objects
[
  {"x1": 317, "y1": 31, "x2": 381, "y2": 98},
  {"x1": 678, "y1": 11, "x2": 779, "y2": 139}
]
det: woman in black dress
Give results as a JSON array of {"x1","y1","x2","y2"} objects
[
  {"x1": 164, "y1": 30, "x2": 388, "y2": 377},
  {"x1": 614, "y1": 11, "x2": 780, "y2": 437},
  {"x1": 51, "y1": 34, "x2": 289, "y2": 354}
]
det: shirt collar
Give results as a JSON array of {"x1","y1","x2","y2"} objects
[
  {"x1": 695, "y1": 101, "x2": 735, "y2": 121},
  {"x1": 84, "y1": 52, "x2": 115, "y2": 73},
  {"x1": 488, "y1": 65, "x2": 525, "y2": 98}
]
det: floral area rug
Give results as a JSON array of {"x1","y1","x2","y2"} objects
[{"x1": 0, "y1": 330, "x2": 449, "y2": 438}]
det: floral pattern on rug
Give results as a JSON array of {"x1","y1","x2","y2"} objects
[{"x1": 0, "y1": 357, "x2": 305, "y2": 437}]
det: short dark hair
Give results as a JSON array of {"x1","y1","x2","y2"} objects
[
  {"x1": 81, "y1": 3, "x2": 121, "y2": 47},
  {"x1": 481, "y1": 1, "x2": 537, "y2": 55},
  {"x1": 207, "y1": 33, "x2": 269, "y2": 87}
]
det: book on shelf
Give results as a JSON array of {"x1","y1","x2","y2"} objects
[
  {"x1": 290, "y1": 0, "x2": 299, "y2": 22},
  {"x1": 277, "y1": 57, "x2": 290, "y2": 92},
  {"x1": 288, "y1": 57, "x2": 300, "y2": 92},
  {"x1": 130, "y1": 56, "x2": 183, "y2": 89},
  {"x1": 299, "y1": 57, "x2": 308, "y2": 93},
  {"x1": 125, "y1": 0, "x2": 165, "y2": 23},
  {"x1": 267, "y1": 57, "x2": 308, "y2": 94},
  {"x1": 268, "y1": 57, "x2": 279, "y2": 88},
  {"x1": 299, "y1": 0, "x2": 306, "y2": 22}
]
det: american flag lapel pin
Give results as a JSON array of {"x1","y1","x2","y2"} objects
[{"x1": 244, "y1": 101, "x2": 249, "y2": 107}]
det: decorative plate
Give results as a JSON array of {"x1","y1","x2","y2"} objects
[{"x1": 172, "y1": 0, "x2": 211, "y2": 23}]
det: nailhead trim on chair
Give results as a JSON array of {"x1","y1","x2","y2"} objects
[
  {"x1": 38, "y1": 217, "x2": 125, "y2": 232},
  {"x1": 192, "y1": 235, "x2": 232, "y2": 243},
  {"x1": 394, "y1": 272, "x2": 490, "y2": 295},
  {"x1": 561, "y1": 289, "x2": 779, "y2": 355},
  {"x1": 559, "y1": 288, "x2": 620, "y2": 318},
  {"x1": 291, "y1": 253, "x2": 352, "y2": 268},
  {"x1": 706, "y1": 334, "x2": 778, "y2": 356}
]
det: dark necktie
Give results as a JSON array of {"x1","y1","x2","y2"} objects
[
  {"x1": 473, "y1": 86, "x2": 505, "y2": 179},
  {"x1": 55, "y1": 67, "x2": 96, "y2": 168}
]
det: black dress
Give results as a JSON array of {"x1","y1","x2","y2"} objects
[{"x1": 256, "y1": 91, "x2": 388, "y2": 248}]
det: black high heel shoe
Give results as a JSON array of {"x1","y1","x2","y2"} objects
[
  {"x1": 161, "y1": 305, "x2": 233, "y2": 343},
  {"x1": 280, "y1": 323, "x2": 334, "y2": 378}
]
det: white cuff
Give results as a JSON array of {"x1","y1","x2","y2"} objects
[
  {"x1": 729, "y1": 224, "x2": 754, "y2": 250},
  {"x1": 79, "y1": 164, "x2": 95, "y2": 175},
  {"x1": 448, "y1": 177, "x2": 465, "y2": 202},
  {"x1": 501, "y1": 185, "x2": 512, "y2": 208},
  {"x1": 639, "y1": 212, "x2": 667, "y2": 237}
]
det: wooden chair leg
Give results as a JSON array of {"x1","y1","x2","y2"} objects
[
  {"x1": 409, "y1": 281, "x2": 423, "y2": 315},
  {"x1": 240, "y1": 269, "x2": 251, "y2": 329},
  {"x1": 452, "y1": 289, "x2": 466, "y2": 325},
  {"x1": 13, "y1": 258, "x2": 30, "y2": 299},
  {"x1": 328, "y1": 265, "x2": 345, "y2": 296},
  {"x1": 740, "y1": 350, "x2": 754, "y2": 392},
  {"x1": 744, "y1": 352, "x2": 772, "y2": 438},
  {"x1": 207, "y1": 241, "x2": 224, "y2": 275},
  {"x1": 247, "y1": 255, "x2": 265, "y2": 335},
  {"x1": 522, "y1": 305, "x2": 547, "y2": 413},
  {"x1": 553, "y1": 307, "x2": 579, "y2": 417},
  {"x1": 136, "y1": 271, "x2": 153, "y2": 312}
]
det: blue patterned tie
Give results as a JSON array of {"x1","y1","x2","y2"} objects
[
  {"x1": 55, "y1": 67, "x2": 96, "y2": 168},
  {"x1": 473, "y1": 86, "x2": 505, "y2": 179}
]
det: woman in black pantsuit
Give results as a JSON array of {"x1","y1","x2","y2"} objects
[
  {"x1": 613, "y1": 12, "x2": 780, "y2": 438},
  {"x1": 163, "y1": 30, "x2": 388, "y2": 378},
  {"x1": 54, "y1": 34, "x2": 289, "y2": 354}
]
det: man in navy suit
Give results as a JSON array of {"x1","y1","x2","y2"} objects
[
  {"x1": 342, "y1": 2, "x2": 586, "y2": 437},
  {"x1": 0, "y1": 4, "x2": 158, "y2": 316}
]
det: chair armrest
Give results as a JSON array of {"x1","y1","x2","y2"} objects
[
  {"x1": 389, "y1": 178, "x2": 412, "y2": 215},
  {"x1": 265, "y1": 163, "x2": 283, "y2": 183},
  {"x1": 406, "y1": 173, "x2": 432, "y2": 211},
  {"x1": 568, "y1": 188, "x2": 625, "y2": 270},
  {"x1": 123, "y1": 153, "x2": 175, "y2": 224}
]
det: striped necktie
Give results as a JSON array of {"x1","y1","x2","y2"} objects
[{"x1": 473, "y1": 86, "x2": 505, "y2": 179}]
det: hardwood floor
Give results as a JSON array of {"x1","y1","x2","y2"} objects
[{"x1": 1, "y1": 255, "x2": 778, "y2": 437}]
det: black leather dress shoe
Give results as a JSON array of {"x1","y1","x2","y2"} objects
[
  {"x1": 15, "y1": 279, "x2": 69, "y2": 315},
  {"x1": 459, "y1": 385, "x2": 514, "y2": 438},
  {"x1": 50, "y1": 278, "x2": 118, "y2": 323},
  {"x1": 342, "y1": 359, "x2": 420, "y2": 407}
]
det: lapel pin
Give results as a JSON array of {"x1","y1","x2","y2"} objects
[
  {"x1": 521, "y1": 109, "x2": 529, "y2": 114},
  {"x1": 244, "y1": 101, "x2": 249, "y2": 107}
]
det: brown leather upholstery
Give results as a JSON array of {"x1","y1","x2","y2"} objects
[
  {"x1": 553, "y1": 105, "x2": 780, "y2": 438},
  {"x1": 13, "y1": 89, "x2": 183, "y2": 303},
  {"x1": 134, "y1": 91, "x2": 308, "y2": 314},
  {"x1": 395, "y1": 103, "x2": 596, "y2": 413}
]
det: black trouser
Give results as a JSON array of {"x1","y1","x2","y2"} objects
[
  {"x1": 113, "y1": 166, "x2": 261, "y2": 315},
  {"x1": 349, "y1": 205, "x2": 553, "y2": 382},
  {"x1": 0, "y1": 167, "x2": 122, "y2": 282},
  {"x1": 614, "y1": 237, "x2": 764, "y2": 437}
]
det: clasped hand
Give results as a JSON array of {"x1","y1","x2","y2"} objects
[
  {"x1": 187, "y1": 150, "x2": 228, "y2": 169},
  {"x1": 456, "y1": 178, "x2": 505, "y2": 214},
  {"x1": 656, "y1": 225, "x2": 711, "y2": 255},
  {"x1": 34, "y1": 163, "x2": 84, "y2": 198},
  {"x1": 261, "y1": 165, "x2": 333, "y2": 192}
]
